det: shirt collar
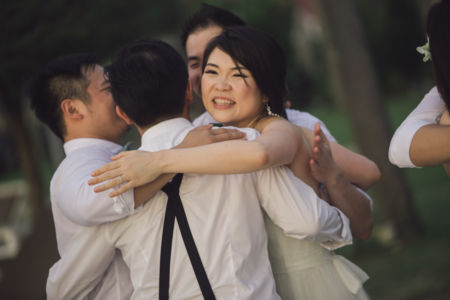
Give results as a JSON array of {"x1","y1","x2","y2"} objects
[
  {"x1": 63, "y1": 138, "x2": 122, "y2": 156},
  {"x1": 140, "y1": 118, "x2": 194, "y2": 152}
]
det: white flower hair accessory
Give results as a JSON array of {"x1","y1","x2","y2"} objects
[{"x1": 416, "y1": 36, "x2": 431, "y2": 62}]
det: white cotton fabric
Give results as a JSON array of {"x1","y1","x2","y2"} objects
[
  {"x1": 389, "y1": 87, "x2": 445, "y2": 168},
  {"x1": 47, "y1": 118, "x2": 351, "y2": 300},
  {"x1": 47, "y1": 138, "x2": 135, "y2": 300}
]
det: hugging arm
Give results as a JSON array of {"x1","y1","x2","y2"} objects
[
  {"x1": 310, "y1": 123, "x2": 373, "y2": 239},
  {"x1": 255, "y1": 166, "x2": 352, "y2": 250},
  {"x1": 90, "y1": 125, "x2": 245, "y2": 197},
  {"x1": 91, "y1": 119, "x2": 309, "y2": 195}
]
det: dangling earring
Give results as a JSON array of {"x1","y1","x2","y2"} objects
[{"x1": 266, "y1": 103, "x2": 280, "y2": 117}]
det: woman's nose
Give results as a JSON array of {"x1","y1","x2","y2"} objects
[{"x1": 215, "y1": 76, "x2": 231, "y2": 91}]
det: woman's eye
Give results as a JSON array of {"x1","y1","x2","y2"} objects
[
  {"x1": 190, "y1": 63, "x2": 199, "y2": 69},
  {"x1": 233, "y1": 73, "x2": 248, "y2": 78},
  {"x1": 204, "y1": 70, "x2": 217, "y2": 75}
]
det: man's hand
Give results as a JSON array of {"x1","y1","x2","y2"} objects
[{"x1": 177, "y1": 124, "x2": 246, "y2": 149}]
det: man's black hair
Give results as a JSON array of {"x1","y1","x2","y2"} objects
[
  {"x1": 180, "y1": 3, "x2": 245, "y2": 51},
  {"x1": 27, "y1": 53, "x2": 98, "y2": 139},
  {"x1": 107, "y1": 39, "x2": 188, "y2": 127}
]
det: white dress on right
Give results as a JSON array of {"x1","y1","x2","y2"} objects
[{"x1": 265, "y1": 214, "x2": 369, "y2": 300}]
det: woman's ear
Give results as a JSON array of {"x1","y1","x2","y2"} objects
[
  {"x1": 61, "y1": 99, "x2": 84, "y2": 120},
  {"x1": 116, "y1": 106, "x2": 134, "y2": 125}
]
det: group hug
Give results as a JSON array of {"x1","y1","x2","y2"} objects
[{"x1": 27, "y1": 1, "x2": 450, "y2": 299}]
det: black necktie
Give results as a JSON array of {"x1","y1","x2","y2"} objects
[{"x1": 159, "y1": 174, "x2": 216, "y2": 300}]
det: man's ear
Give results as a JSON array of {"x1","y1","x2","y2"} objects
[
  {"x1": 61, "y1": 99, "x2": 84, "y2": 120},
  {"x1": 116, "y1": 106, "x2": 134, "y2": 125}
]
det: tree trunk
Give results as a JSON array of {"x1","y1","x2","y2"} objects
[
  {"x1": 0, "y1": 91, "x2": 44, "y2": 223},
  {"x1": 314, "y1": 0, "x2": 423, "y2": 243}
]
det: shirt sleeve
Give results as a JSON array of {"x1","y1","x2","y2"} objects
[
  {"x1": 286, "y1": 108, "x2": 337, "y2": 142},
  {"x1": 54, "y1": 148, "x2": 136, "y2": 226},
  {"x1": 389, "y1": 87, "x2": 445, "y2": 168},
  {"x1": 255, "y1": 167, "x2": 352, "y2": 250},
  {"x1": 46, "y1": 226, "x2": 116, "y2": 300}
]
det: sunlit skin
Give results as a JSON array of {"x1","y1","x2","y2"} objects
[
  {"x1": 201, "y1": 48, "x2": 267, "y2": 128},
  {"x1": 84, "y1": 65, "x2": 129, "y2": 142},
  {"x1": 185, "y1": 25, "x2": 223, "y2": 97}
]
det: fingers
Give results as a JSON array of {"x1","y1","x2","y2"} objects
[
  {"x1": 93, "y1": 176, "x2": 123, "y2": 193},
  {"x1": 91, "y1": 160, "x2": 120, "y2": 177},
  {"x1": 211, "y1": 128, "x2": 246, "y2": 142},
  {"x1": 89, "y1": 168, "x2": 123, "y2": 186},
  {"x1": 108, "y1": 182, "x2": 134, "y2": 197},
  {"x1": 111, "y1": 150, "x2": 134, "y2": 161}
]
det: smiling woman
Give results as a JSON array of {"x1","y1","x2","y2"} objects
[{"x1": 201, "y1": 48, "x2": 267, "y2": 128}]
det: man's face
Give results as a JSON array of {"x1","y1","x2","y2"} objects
[
  {"x1": 84, "y1": 65, "x2": 129, "y2": 142},
  {"x1": 185, "y1": 25, "x2": 223, "y2": 97}
]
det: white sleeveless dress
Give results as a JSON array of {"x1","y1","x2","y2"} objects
[{"x1": 264, "y1": 213, "x2": 370, "y2": 300}]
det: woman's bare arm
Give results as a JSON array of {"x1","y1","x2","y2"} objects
[{"x1": 90, "y1": 118, "x2": 306, "y2": 195}]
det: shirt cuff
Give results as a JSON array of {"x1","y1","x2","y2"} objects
[
  {"x1": 320, "y1": 207, "x2": 353, "y2": 251},
  {"x1": 389, "y1": 120, "x2": 430, "y2": 168},
  {"x1": 112, "y1": 188, "x2": 138, "y2": 215}
]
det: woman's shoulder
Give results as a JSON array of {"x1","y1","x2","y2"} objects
[{"x1": 255, "y1": 116, "x2": 292, "y2": 132}]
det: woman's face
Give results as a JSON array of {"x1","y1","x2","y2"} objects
[{"x1": 201, "y1": 48, "x2": 266, "y2": 128}]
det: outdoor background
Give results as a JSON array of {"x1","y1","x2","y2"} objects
[{"x1": 0, "y1": 0, "x2": 449, "y2": 299}]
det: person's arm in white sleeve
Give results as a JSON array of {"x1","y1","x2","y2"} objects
[
  {"x1": 56, "y1": 150, "x2": 136, "y2": 226},
  {"x1": 389, "y1": 86, "x2": 449, "y2": 167},
  {"x1": 255, "y1": 167, "x2": 352, "y2": 250},
  {"x1": 46, "y1": 226, "x2": 115, "y2": 299}
]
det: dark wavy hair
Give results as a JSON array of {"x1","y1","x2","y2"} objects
[
  {"x1": 202, "y1": 26, "x2": 287, "y2": 118},
  {"x1": 27, "y1": 53, "x2": 98, "y2": 139},
  {"x1": 427, "y1": 0, "x2": 450, "y2": 110}
]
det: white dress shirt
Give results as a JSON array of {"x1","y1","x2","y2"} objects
[
  {"x1": 389, "y1": 87, "x2": 445, "y2": 168},
  {"x1": 46, "y1": 118, "x2": 351, "y2": 300},
  {"x1": 193, "y1": 108, "x2": 337, "y2": 141},
  {"x1": 47, "y1": 138, "x2": 136, "y2": 300}
]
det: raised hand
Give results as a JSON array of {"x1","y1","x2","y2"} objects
[{"x1": 309, "y1": 123, "x2": 342, "y2": 189}]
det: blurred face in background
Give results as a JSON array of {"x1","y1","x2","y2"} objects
[{"x1": 185, "y1": 25, "x2": 223, "y2": 97}]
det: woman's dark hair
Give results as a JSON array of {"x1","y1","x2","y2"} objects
[
  {"x1": 107, "y1": 39, "x2": 187, "y2": 127},
  {"x1": 427, "y1": 0, "x2": 450, "y2": 110},
  {"x1": 202, "y1": 26, "x2": 287, "y2": 118}
]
